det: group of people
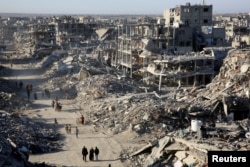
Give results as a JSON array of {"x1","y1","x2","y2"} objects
[
  {"x1": 65, "y1": 125, "x2": 80, "y2": 138},
  {"x1": 65, "y1": 124, "x2": 72, "y2": 134},
  {"x1": 15, "y1": 80, "x2": 23, "y2": 89},
  {"x1": 82, "y1": 146, "x2": 99, "y2": 162},
  {"x1": 52, "y1": 98, "x2": 62, "y2": 111}
]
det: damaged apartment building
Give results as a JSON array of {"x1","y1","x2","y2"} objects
[
  {"x1": 112, "y1": 2, "x2": 223, "y2": 87},
  {"x1": 25, "y1": 16, "x2": 98, "y2": 57},
  {"x1": 214, "y1": 14, "x2": 250, "y2": 48}
]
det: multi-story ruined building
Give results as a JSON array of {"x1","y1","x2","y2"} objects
[
  {"x1": 27, "y1": 23, "x2": 56, "y2": 45},
  {"x1": 112, "y1": 17, "x2": 166, "y2": 78},
  {"x1": 214, "y1": 14, "x2": 250, "y2": 48},
  {"x1": 147, "y1": 50, "x2": 215, "y2": 89},
  {"x1": 52, "y1": 16, "x2": 97, "y2": 47},
  {"x1": 163, "y1": 2, "x2": 225, "y2": 52},
  {"x1": 112, "y1": 2, "x2": 218, "y2": 88}
]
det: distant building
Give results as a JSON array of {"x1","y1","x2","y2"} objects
[
  {"x1": 27, "y1": 23, "x2": 56, "y2": 45},
  {"x1": 163, "y1": 2, "x2": 213, "y2": 28},
  {"x1": 163, "y1": 2, "x2": 224, "y2": 52},
  {"x1": 214, "y1": 14, "x2": 250, "y2": 48},
  {"x1": 112, "y1": 2, "x2": 219, "y2": 88}
]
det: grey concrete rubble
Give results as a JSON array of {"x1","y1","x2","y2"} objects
[
  {"x1": 0, "y1": 90, "x2": 62, "y2": 167},
  {"x1": 1, "y1": 39, "x2": 250, "y2": 167},
  {"x1": 22, "y1": 49, "x2": 248, "y2": 167}
]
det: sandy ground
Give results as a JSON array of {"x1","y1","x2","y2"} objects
[{"x1": 6, "y1": 61, "x2": 141, "y2": 167}]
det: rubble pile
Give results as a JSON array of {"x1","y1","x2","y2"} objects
[
  {"x1": 0, "y1": 82, "x2": 62, "y2": 166},
  {"x1": 0, "y1": 65, "x2": 11, "y2": 77},
  {"x1": 127, "y1": 49, "x2": 250, "y2": 167},
  {"x1": 192, "y1": 49, "x2": 250, "y2": 111},
  {"x1": 77, "y1": 75, "x2": 143, "y2": 98},
  {"x1": 24, "y1": 48, "x2": 249, "y2": 167},
  {"x1": 0, "y1": 109, "x2": 62, "y2": 166},
  {"x1": 74, "y1": 74, "x2": 190, "y2": 136},
  {"x1": 37, "y1": 50, "x2": 68, "y2": 76},
  {"x1": 0, "y1": 91, "x2": 26, "y2": 109},
  {"x1": 0, "y1": 135, "x2": 34, "y2": 167},
  {"x1": 88, "y1": 94, "x2": 159, "y2": 134},
  {"x1": 1, "y1": 110, "x2": 62, "y2": 151},
  {"x1": 165, "y1": 49, "x2": 250, "y2": 116}
]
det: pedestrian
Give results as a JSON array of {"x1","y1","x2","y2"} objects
[
  {"x1": 55, "y1": 101, "x2": 59, "y2": 111},
  {"x1": 44, "y1": 89, "x2": 47, "y2": 98},
  {"x1": 52, "y1": 100, "x2": 55, "y2": 108},
  {"x1": 65, "y1": 124, "x2": 68, "y2": 134},
  {"x1": 80, "y1": 114, "x2": 84, "y2": 124},
  {"x1": 75, "y1": 127, "x2": 79, "y2": 138},
  {"x1": 54, "y1": 118, "x2": 58, "y2": 124},
  {"x1": 26, "y1": 84, "x2": 31, "y2": 99},
  {"x1": 19, "y1": 81, "x2": 23, "y2": 88},
  {"x1": 68, "y1": 124, "x2": 71, "y2": 134},
  {"x1": 94, "y1": 146, "x2": 99, "y2": 161},
  {"x1": 82, "y1": 146, "x2": 88, "y2": 162},
  {"x1": 89, "y1": 147, "x2": 94, "y2": 161},
  {"x1": 47, "y1": 90, "x2": 50, "y2": 98}
]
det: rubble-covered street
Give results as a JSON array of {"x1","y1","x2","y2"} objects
[{"x1": 1, "y1": 47, "x2": 249, "y2": 166}]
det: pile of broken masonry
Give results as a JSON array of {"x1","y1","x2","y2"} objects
[
  {"x1": 1, "y1": 48, "x2": 249, "y2": 167},
  {"x1": 41, "y1": 49, "x2": 250, "y2": 166},
  {"x1": 123, "y1": 49, "x2": 250, "y2": 166},
  {"x1": 0, "y1": 81, "x2": 62, "y2": 167}
]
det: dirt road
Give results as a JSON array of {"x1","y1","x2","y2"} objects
[{"x1": 7, "y1": 60, "x2": 127, "y2": 167}]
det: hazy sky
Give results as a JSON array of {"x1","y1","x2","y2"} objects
[{"x1": 0, "y1": 0, "x2": 249, "y2": 15}]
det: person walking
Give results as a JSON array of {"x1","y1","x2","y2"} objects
[
  {"x1": 52, "y1": 100, "x2": 55, "y2": 108},
  {"x1": 19, "y1": 81, "x2": 23, "y2": 88},
  {"x1": 82, "y1": 146, "x2": 88, "y2": 162},
  {"x1": 75, "y1": 127, "x2": 79, "y2": 138},
  {"x1": 68, "y1": 124, "x2": 71, "y2": 134},
  {"x1": 94, "y1": 146, "x2": 99, "y2": 161},
  {"x1": 26, "y1": 84, "x2": 31, "y2": 99},
  {"x1": 54, "y1": 118, "x2": 58, "y2": 125},
  {"x1": 89, "y1": 147, "x2": 94, "y2": 161},
  {"x1": 80, "y1": 114, "x2": 84, "y2": 125},
  {"x1": 65, "y1": 124, "x2": 69, "y2": 134}
]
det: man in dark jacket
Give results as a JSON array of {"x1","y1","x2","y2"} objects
[
  {"x1": 82, "y1": 146, "x2": 88, "y2": 162},
  {"x1": 94, "y1": 146, "x2": 99, "y2": 160}
]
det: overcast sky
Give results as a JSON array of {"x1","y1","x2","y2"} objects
[{"x1": 0, "y1": 0, "x2": 249, "y2": 15}]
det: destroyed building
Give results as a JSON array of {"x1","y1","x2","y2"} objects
[
  {"x1": 28, "y1": 23, "x2": 56, "y2": 45},
  {"x1": 112, "y1": 17, "x2": 167, "y2": 78},
  {"x1": 110, "y1": 2, "x2": 226, "y2": 87},
  {"x1": 126, "y1": 49, "x2": 250, "y2": 167},
  {"x1": 147, "y1": 50, "x2": 215, "y2": 89},
  {"x1": 163, "y1": 2, "x2": 225, "y2": 52},
  {"x1": 214, "y1": 13, "x2": 250, "y2": 48},
  {"x1": 52, "y1": 16, "x2": 97, "y2": 48}
]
